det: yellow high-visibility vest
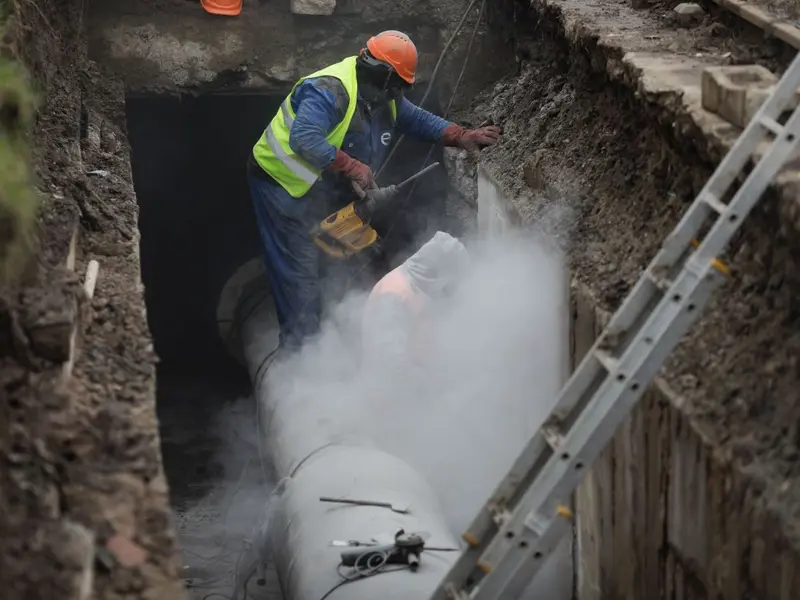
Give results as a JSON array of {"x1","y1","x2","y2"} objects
[{"x1": 252, "y1": 56, "x2": 397, "y2": 198}]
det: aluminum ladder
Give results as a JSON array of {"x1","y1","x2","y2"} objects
[{"x1": 428, "y1": 50, "x2": 800, "y2": 600}]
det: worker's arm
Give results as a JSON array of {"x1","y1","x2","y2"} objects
[
  {"x1": 289, "y1": 77, "x2": 375, "y2": 188},
  {"x1": 288, "y1": 78, "x2": 346, "y2": 170},
  {"x1": 396, "y1": 97, "x2": 502, "y2": 150},
  {"x1": 395, "y1": 97, "x2": 451, "y2": 143}
]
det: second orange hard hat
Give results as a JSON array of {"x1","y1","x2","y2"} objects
[{"x1": 200, "y1": 0, "x2": 242, "y2": 16}]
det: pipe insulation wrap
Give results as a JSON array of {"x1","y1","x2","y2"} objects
[{"x1": 230, "y1": 271, "x2": 461, "y2": 600}]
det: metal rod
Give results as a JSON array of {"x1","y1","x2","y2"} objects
[{"x1": 396, "y1": 162, "x2": 441, "y2": 190}]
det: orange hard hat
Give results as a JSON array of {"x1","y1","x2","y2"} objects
[
  {"x1": 200, "y1": 0, "x2": 242, "y2": 16},
  {"x1": 365, "y1": 30, "x2": 418, "y2": 85}
]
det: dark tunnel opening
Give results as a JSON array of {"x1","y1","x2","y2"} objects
[{"x1": 126, "y1": 92, "x2": 278, "y2": 513}]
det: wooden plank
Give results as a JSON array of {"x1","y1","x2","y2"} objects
[
  {"x1": 573, "y1": 284, "x2": 602, "y2": 600},
  {"x1": 667, "y1": 411, "x2": 709, "y2": 581}
]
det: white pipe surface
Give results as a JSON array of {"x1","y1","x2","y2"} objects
[{"x1": 234, "y1": 277, "x2": 460, "y2": 600}]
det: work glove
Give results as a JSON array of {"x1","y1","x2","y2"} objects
[
  {"x1": 357, "y1": 184, "x2": 400, "y2": 220},
  {"x1": 329, "y1": 149, "x2": 375, "y2": 190},
  {"x1": 441, "y1": 123, "x2": 502, "y2": 153},
  {"x1": 364, "y1": 185, "x2": 399, "y2": 206}
]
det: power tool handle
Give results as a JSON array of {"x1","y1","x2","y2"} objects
[{"x1": 352, "y1": 181, "x2": 367, "y2": 200}]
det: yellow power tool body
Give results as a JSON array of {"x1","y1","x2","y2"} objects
[{"x1": 311, "y1": 162, "x2": 440, "y2": 259}]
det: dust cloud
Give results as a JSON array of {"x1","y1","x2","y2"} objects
[
  {"x1": 262, "y1": 216, "x2": 574, "y2": 597},
  {"x1": 178, "y1": 398, "x2": 279, "y2": 599}
]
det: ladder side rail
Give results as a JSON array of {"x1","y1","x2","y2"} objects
[
  {"x1": 472, "y1": 512, "x2": 573, "y2": 600},
  {"x1": 651, "y1": 50, "x2": 800, "y2": 268},
  {"x1": 692, "y1": 105, "x2": 800, "y2": 263},
  {"x1": 448, "y1": 431, "x2": 553, "y2": 567}
]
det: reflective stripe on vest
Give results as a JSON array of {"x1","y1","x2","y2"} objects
[{"x1": 252, "y1": 56, "x2": 398, "y2": 199}]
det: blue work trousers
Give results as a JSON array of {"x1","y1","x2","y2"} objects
[{"x1": 248, "y1": 174, "x2": 329, "y2": 351}]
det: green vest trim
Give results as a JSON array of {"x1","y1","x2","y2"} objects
[{"x1": 252, "y1": 56, "x2": 397, "y2": 198}]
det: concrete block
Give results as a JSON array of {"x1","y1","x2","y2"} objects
[
  {"x1": 674, "y1": 3, "x2": 705, "y2": 26},
  {"x1": 290, "y1": 0, "x2": 335, "y2": 15},
  {"x1": 701, "y1": 65, "x2": 788, "y2": 129}
]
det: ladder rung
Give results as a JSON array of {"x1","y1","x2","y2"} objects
[
  {"x1": 444, "y1": 584, "x2": 469, "y2": 600},
  {"x1": 593, "y1": 349, "x2": 619, "y2": 372},
  {"x1": 645, "y1": 269, "x2": 672, "y2": 292},
  {"x1": 540, "y1": 420, "x2": 565, "y2": 452},
  {"x1": 702, "y1": 192, "x2": 728, "y2": 214},
  {"x1": 760, "y1": 115, "x2": 784, "y2": 136}
]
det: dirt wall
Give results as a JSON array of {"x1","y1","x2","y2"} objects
[
  {"x1": 86, "y1": 0, "x2": 515, "y2": 110},
  {"x1": 458, "y1": 0, "x2": 800, "y2": 598},
  {"x1": 0, "y1": 1, "x2": 185, "y2": 598}
]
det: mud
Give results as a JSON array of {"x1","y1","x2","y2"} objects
[
  {"x1": 1, "y1": 0, "x2": 184, "y2": 598},
  {"x1": 470, "y1": 0, "x2": 800, "y2": 552}
]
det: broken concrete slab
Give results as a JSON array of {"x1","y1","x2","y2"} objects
[
  {"x1": 290, "y1": 0, "x2": 336, "y2": 15},
  {"x1": 701, "y1": 64, "x2": 789, "y2": 128},
  {"x1": 674, "y1": 2, "x2": 706, "y2": 26}
]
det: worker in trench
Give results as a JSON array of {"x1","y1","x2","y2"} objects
[
  {"x1": 247, "y1": 29, "x2": 501, "y2": 353},
  {"x1": 360, "y1": 230, "x2": 471, "y2": 398}
]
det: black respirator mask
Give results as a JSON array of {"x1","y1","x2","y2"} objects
[{"x1": 356, "y1": 50, "x2": 412, "y2": 105}]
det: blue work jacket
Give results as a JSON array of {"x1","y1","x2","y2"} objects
[{"x1": 287, "y1": 76, "x2": 451, "y2": 176}]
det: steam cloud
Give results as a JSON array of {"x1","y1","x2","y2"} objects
[{"x1": 263, "y1": 221, "x2": 574, "y2": 598}]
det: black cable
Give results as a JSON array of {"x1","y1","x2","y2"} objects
[{"x1": 375, "y1": 0, "x2": 483, "y2": 181}]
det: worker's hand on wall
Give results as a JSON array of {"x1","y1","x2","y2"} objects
[
  {"x1": 329, "y1": 149, "x2": 375, "y2": 190},
  {"x1": 442, "y1": 124, "x2": 502, "y2": 153}
]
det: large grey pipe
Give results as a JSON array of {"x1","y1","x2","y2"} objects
[{"x1": 217, "y1": 259, "x2": 460, "y2": 600}]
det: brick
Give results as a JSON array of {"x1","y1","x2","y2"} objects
[{"x1": 701, "y1": 65, "x2": 789, "y2": 129}]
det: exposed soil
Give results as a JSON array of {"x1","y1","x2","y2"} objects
[
  {"x1": 1, "y1": 0, "x2": 184, "y2": 598},
  {"x1": 156, "y1": 377, "x2": 280, "y2": 600},
  {"x1": 471, "y1": 0, "x2": 800, "y2": 551}
]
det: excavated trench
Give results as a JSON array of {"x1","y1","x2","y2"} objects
[{"x1": 9, "y1": 0, "x2": 800, "y2": 596}]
